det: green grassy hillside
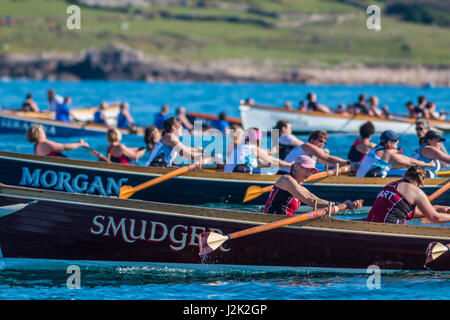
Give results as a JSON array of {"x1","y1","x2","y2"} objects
[{"x1": 0, "y1": 0, "x2": 449, "y2": 66}]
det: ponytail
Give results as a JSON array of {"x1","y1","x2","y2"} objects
[
  {"x1": 404, "y1": 165, "x2": 426, "y2": 186},
  {"x1": 162, "y1": 117, "x2": 181, "y2": 136}
]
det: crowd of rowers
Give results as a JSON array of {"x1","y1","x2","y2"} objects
[
  {"x1": 13, "y1": 90, "x2": 136, "y2": 129},
  {"x1": 22, "y1": 90, "x2": 450, "y2": 226},
  {"x1": 26, "y1": 112, "x2": 450, "y2": 225},
  {"x1": 249, "y1": 92, "x2": 447, "y2": 121}
]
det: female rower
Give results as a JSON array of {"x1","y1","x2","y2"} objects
[
  {"x1": 106, "y1": 128, "x2": 146, "y2": 165},
  {"x1": 425, "y1": 102, "x2": 446, "y2": 121},
  {"x1": 21, "y1": 93, "x2": 40, "y2": 112},
  {"x1": 224, "y1": 128, "x2": 293, "y2": 173},
  {"x1": 146, "y1": 117, "x2": 203, "y2": 167},
  {"x1": 300, "y1": 92, "x2": 331, "y2": 113},
  {"x1": 274, "y1": 120, "x2": 304, "y2": 160},
  {"x1": 366, "y1": 165, "x2": 450, "y2": 224},
  {"x1": 144, "y1": 126, "x2": 161, "y2": 154},
  {"x1": 277, "y1": 130, "x2": 350, "y2": 175},
  {"x1": 137, "y1": 126, "x2": 161, "y2": 165},
  {"x1": 117, "y1": 102, "x2": 135, "y2": 129},
  {"x1": 347, "y1": 121, "x2": 376, "y2": 163},
  {"x1": 356, "y1": 130, "x2": 435, "y2": 178},
  {"x1": 411, "y1": 131, "x2": 449, "y2": 177},
  {"x1": 93, "y1": 102, "x2": 108, "y2": 125},
  {"x1": 264, "y1": 155, "x2": 362, "y2": 216},
  {"x1": 26, "y1": 124, "x2": 89, "y2": 158}
]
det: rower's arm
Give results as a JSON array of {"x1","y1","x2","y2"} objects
[
  {"x1": 276, "y1": 176, "x2": 330, "y2": 208},
  {"x1": 303, "y1": 144, "x2": 349, "y2": 166},
  {"x1": 414, "y1": 191, "x2": 450, "y2": 223},
  {"x1": 256, "y1": 148, "x2": 292, "y2": 167},
  {"x1": 422, "y1": 146, "x2": 450, "y2": 164},
  {"x1": 291, "y1": 137, "x2": 304, "y2": 147},
  {"x1": 355, "y1": 142, "x2": 376, "y2": 154},
  {"x1": 390, "y1": 152, "x2": 434, "y2": 168},
  {"x1": 119, "y1": 144, "x2": 146, "y2": 161},
  {"x1": 172, "y1": 139, "x2": 202, "y2": 162},
  {"x1": 46, "y1": 140, "x2": 87, "y2": 152}
]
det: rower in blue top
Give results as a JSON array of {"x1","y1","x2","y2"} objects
[
  {"x1": 93, "y1": 102, "x2": 108, "y2": 125},
  {"x1": 154, "y1": 104, "x2": 169, "y2": 130},
  {"x1": 55, "y1": 96, "x2": 72, "y2": 123},
  {"x1": 210, "y1": 111, "x2": 229, "y2": 134},
  {"x1": 117, "y1": 102, "x2": 135, "y2": 129}
]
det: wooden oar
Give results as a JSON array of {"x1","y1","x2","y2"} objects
[
  {"x1": 425, "y1": 242, "x2": 450, "y2": 267},
  {"x1": 0, "y1": 200, "x2": 38, "y2": 218},
  {"x1": 199, "y1": 199, "x2": 363, "y2": 255},
  {"x1": 421, "y1": 180, "x2": 450, "y2": 224},
  {"x1": 119, "y1": 163, "x2": 199, "y2": 199},
  {"x1": 242, "y1": 165, "x2": 351, "y2": 203},
  {"x1": 437, "y1": 171, "x2": 450, "y2": 177}
]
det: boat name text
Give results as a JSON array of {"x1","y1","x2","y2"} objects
[
  {"x1": 91, "y1": 215, "x2": 230, "y2": 252},
  {"x1": 20, "y1": 167, "x2": 128, "y2": 196}
]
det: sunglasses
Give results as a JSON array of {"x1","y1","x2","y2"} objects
[
  {"x1": 318, "y1": 139, "x2": 327, "y2": 144},
  {"x1": 415, "y1": 127, "x2": 424, "y2": 131}
]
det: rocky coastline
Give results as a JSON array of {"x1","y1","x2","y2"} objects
[{"x1": 1, "y1": 45, "x2": 449, "y2": 86}]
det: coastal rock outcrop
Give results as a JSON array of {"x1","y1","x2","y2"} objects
[{"x1": 0, "y1": 44, "x2": 449, "y2": 86}]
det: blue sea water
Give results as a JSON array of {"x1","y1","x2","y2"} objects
[{"x1": 0, "y1": 80, "x2": 449, "y2": 300}]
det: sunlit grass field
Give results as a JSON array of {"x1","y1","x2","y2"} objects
[{"x1": 0, "y1": 0, "x2": 449, "y2": 66}]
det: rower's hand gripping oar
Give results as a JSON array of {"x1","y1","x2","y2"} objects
[
  {"x1": 199, "y1": 199, "x2": 363, "y2": 256},
  {"x1": 242, "y1": 165, "x2": 352, "y2": 203},
  {"x1": 119, "y1": 162, "x2": 200, "y2": 199},
  {"x1": 420, "y1": 180, "x2": 450, "y2": 224}
]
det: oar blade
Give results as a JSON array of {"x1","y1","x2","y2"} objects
[
  {"x1": 199, "y1": 232, "x2": 228, "y2": 256},
  {"x1": 0, "y1": 203, "x2": 29, "y2": 218},
  {"x1": 243, "y1": 186, "x2": 264, "y2": 203},
  {"x1": 119, "y1": 185, "x2": 135, "y2": 199},
  {"x1": 425, "y1": 242, "x2": 450, "y2": 266}
]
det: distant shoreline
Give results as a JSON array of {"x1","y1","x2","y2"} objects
[{"x1": 1, "y1": 46, "x2": 449, "y2": 86}]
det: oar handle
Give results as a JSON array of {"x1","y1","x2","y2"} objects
[
  {"x1": 243, "y1": 165, "x2": 352, "y2": 203},
  {"x1": 228, "y1": 201, "x2": 357, "y2": 241},
  {"x1": 86, "y1": 147, "x2": 110, "y2": 163}
]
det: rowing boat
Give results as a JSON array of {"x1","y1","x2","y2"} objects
[
  {"x1": 187, "y1": 111, "x2": 242, "y2": 126},
  {"x1": 0, "y1": 112, "x2": 143, "y2": 137},
  {"x1": 239, "y1": 103, "x2": 450, "y2": 134},
  {"x1": 0, "y1": 183, "x2": 448, "y2": 271},
  {"x1": 5, "y1": 104, "x2": 120, "y2": 123},
  {"x1": 0, "y1": 151, "x2": 448, "y2": 206}
]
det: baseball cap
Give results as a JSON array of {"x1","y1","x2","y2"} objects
[
  {"x1": 423, "y1": 131, "x2": 446, "y2": 142},
  {"x1": 295, "y1": 155, "x2": 319, "y2": 173},
  {"x1": 380, "y1": 130, "x2": 400, "y2": 142}
]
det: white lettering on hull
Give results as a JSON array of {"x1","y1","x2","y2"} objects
[
  {"x1": 0, "y1": 118, "x2": 56, "y2": 135},
  {"x1": 19, "y1": 167, "x2": 128, "y2": 196},
  {"x1": 91, "y1": 215, "x2": 230, "y2": 252}
]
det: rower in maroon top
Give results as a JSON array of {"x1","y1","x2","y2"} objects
[
  {"x1": 106, "y1": 128, "x2": 146, "y2": 165},
  {"x1": 366, "y1": 165, "x2": 450, "y2": 224},
  {"x1": 347, "y1": 121, "x2": 376, "y2": 163},
  {"x1": 264, "y1": 155, "x2": 360, "y2": 216}
]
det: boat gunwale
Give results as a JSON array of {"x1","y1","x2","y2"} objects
[
  {"x1": 0, "y1": 112, "x2": 141, "y2": 135},
  {"x1": 0, "y1": 150, "x2": 447, "y2": 186},
  {"x1": 5, "y1": 104, "x2": 119, "y2": 120},
  {"x1": 240, "y1": 104, "x2": 450, "y2": 127}
]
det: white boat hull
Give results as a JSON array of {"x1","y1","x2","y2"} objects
[{"x1": 239, "y1": 104, "x2": 450, "y2": 134}]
